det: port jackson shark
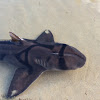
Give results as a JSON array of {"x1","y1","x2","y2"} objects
[{"x1": 0, "y1": 30, "x2": 86, "y2": 98}]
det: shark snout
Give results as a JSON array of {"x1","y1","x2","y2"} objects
[
  {"x1": 63, "y1": 46, "x2": 86, "y2": 69},
  {"x1": 76, "y1": 55, "x2": 86, "y2": 68},
  {"x1": 70, "y1": 46, "x2": 86, "y2": 67}
]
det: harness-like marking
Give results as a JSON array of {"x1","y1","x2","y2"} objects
[
  {"x1": 15, "y1": 44, "x2": 54, "y2": 74},
  {"x1": 59, "y1": 44, "x2": 68, "y2": 70}
]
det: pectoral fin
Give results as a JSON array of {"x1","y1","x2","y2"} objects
[{"x1": 7, "y1": 66, "x2": 46, "y2": 98}]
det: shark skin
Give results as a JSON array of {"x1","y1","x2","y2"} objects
[{"x1": 0, "y1": 30, "x2": 86, "y2": 98}]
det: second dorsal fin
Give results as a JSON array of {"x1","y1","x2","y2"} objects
[{"x1": 36, "y1": 30, "x2": 55, "y2": 45}]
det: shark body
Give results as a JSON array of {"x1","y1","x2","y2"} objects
[{"x1": 0, "y1": 30, "x2": 86, "y2": 98}]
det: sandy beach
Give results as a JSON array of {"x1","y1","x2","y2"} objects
[{"x1": 0, "y1": 0, "x2": 100, "y2": 100}]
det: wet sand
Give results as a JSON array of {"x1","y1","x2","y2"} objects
[{"x1": 0, "y1": 0, "x2": 100, "y2": 100}]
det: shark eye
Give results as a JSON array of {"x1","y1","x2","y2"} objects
[{"x1": 52, "y1": 51, "x2": 56, "y2": 54}]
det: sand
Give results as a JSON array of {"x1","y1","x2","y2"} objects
[{"x1": 0, "y1": 0, "x2": 100, "y2": 100}]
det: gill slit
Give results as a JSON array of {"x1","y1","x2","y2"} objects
[{"x1": 15, "y1": 44, "x2": 54, "y2": 74}]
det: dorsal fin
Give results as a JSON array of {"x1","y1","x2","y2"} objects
[
  {"x1": 9, "y1": 32, "x2": 21, "y2": 42},
  {"x1": 36, "y1": 30, "x2": 55, "y2": 45}
]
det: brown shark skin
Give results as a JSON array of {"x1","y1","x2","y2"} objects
[{"x1": 0, "y1": 30, "x2": 86, "y2": 98}]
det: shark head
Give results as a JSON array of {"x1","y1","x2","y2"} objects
[
  {"x1": 32, "y1": 30, "x2": 86, "y2": 70},
  {"x1": 51, "y1": 43, "x2": 86, "y2": 70}
]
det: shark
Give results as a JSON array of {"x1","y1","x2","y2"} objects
[{"x1": 0, "y1": 30, "x2": 86, "y2": 98}]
